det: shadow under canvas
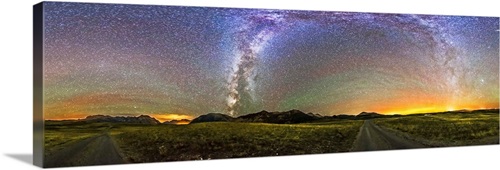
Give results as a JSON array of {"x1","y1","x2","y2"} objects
[{"x1": 5, "y1": 154, "x2": 33, "y2": 165}]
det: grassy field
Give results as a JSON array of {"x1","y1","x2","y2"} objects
[
  {"x1": 43, "y1": 111, "x2": 499, "y2": 164},
  {"x1": 373, "y1": 111, "x2": 499, "y2": 147},
  {"x1": 109, "y1": 120, "x2": 363, "y2": 163}
]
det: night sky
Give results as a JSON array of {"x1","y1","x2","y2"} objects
[{"x1": 42, "y1": 2, "x2": 499, "y2": 121}]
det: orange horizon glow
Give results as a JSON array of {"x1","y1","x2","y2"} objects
[
  {"x1": 149, "y1": 113, "x2": 194, "y2": 123},
  {"x1": 359, "y1": 88, "x2": 499, "y2": 115},
  {"x1": 45, "y1": 117, "x2": 82, "y2": 121},
  {"x1": 371, "y1": 102, "x2": 499, "y2": 115},
  {"x1": 173, "y1": 120, "x2": 191, "y2": 125},
  {"x1": 45, "y1": 113, "x2": 194, "y2": 123},
  {"x1": 381, "y1": 106, "x2": 499, "y2": 115},
  {"x1": 44, "y1": 112, "x2": 91, "y2": 121},
  {"x1": 44, "y1": 105, "x2": 499, "y2": 121}
]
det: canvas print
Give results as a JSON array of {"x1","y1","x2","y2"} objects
[{"x1": 33, "y1": 1, "x2": 499, "y2": 168}]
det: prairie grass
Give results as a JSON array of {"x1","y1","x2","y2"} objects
[
  {"x1": 373, "y1": 112, "x2": 499, "y2": 146},
  {"x1": 109, "y1": 120, "x2": 363, "y2": 163}
]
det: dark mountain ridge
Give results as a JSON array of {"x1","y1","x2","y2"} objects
[
  {"x1": 355, "y1": 112, "x2": 384, "y2": 118},
  {"x1": 46, "y1": 109, "x2": 499, "y2": 125},
  {"x1": 190, "y1": 113, "x2": 234, "y2": 124},
  {"x1": 235, "y1": 109, "x2": 320, "y2": 124},
  {"x1": 82, "y1": 114, "x2": 161, "y2": 125},
  {"x1": 190, "y1": 109, "x2": 321, "y2": 124},
  {"x1": 163, "y1": 119, "x2": 191, "y2": 125},
  {"x1": 189, "y1": 108, "x2": 500, "y2": 124}
]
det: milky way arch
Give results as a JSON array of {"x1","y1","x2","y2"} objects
[
  {"x1": 42, "y1": 2, "x2": 498, "y2": 119},
  {"x1": 226, "y1": 11, "x2": 462, "y2": 116}
]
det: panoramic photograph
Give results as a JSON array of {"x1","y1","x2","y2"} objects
[{"x1": 39, "y1": 2, "x2": 499, "y2": 168}]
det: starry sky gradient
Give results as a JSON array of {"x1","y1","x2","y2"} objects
[{"x1": 42, "y1": 2, "x2": 499, "y2": 120}]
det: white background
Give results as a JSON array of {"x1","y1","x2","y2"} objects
[{"x1": 0, "y1": 0, "x2": 498, "y2": 169}]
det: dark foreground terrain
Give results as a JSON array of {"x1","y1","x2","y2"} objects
[{"x1": 44, "y1": 109, "x2": 499, "y2": 167}]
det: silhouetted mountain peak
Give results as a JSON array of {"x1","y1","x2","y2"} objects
[
  {"x1": 82, "y1": 114, "x2": 160, "y2": 125},
  {"x1": 235, "y1": 109, "x2": 320, "y2": 124},
  {"x1": 85, "y1": 115, "x2": 111, "y2": 119},
  {"x1": 287, "y1": 109, "x2": 304, "y2": 113},
  {"x1": 190, "y1": 113, "x2": 234, "y2": 124},
  {"x1": 163, "y1": 119, "x2": 191, "y2": 125},
  {"x1": 357, "y1": 112, "x2": 383, "y2": 118},
  {"x1": 256, "y1": 110, "x2": 270, "y2": 114}
]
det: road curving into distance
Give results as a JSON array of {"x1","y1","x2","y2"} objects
[{"x1": 351, "y1": 120, "x2": 425, "y2": 151}]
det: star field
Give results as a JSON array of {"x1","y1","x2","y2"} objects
[{"x1": 42, "y1": 2, "x2": 499, "y2": 120}]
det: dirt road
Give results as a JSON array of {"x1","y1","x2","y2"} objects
[
  {"x1": 351, "y1": 120, "x2": 425, "y2": 151},
  {"x1": 44, "y1": 133, "x2": 126, "y2": 168}
]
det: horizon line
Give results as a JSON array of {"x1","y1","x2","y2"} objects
[{"x1": 44, "y1": 107, "x2": 500, "y2": 122}]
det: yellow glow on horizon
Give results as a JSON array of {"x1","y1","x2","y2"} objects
[
  {"x1": 175, "y1": 121, "x2": 190, "y2": 125},
  {"x1": 447, "y1": 106, "x2": 455, "y2": 111},
  {"x1": 45, "y1": 112, "x2": 90, "y2": 121},
  {"x1": 46, "y1": 117, "x2": 81, "y2": 121},
  {"x1": 150, "y1": 113, "x2": 194, "y2": 123},
  {"x1": 366, "y1": 89, "x2": 499, "y2": 115},
  {"x1": 386, "y1": 112, "x2": 400, "y2": 115},
  {"x1": 383, "y1": 107, "x2": 443, "y2": 115},
  {"x1": 379, "y1": 105, "x2": 499, "y2": 115}
]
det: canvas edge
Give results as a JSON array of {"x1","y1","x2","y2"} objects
[
  {"x1": 33, "y1": 1, "x2": 44, "y2": 168},
  {"x1": 33, "y1": 1, "x2": 500, "y2": 18},
  {"x1": 29, "y1": 1, "x2": 500, "y2": 168}
]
